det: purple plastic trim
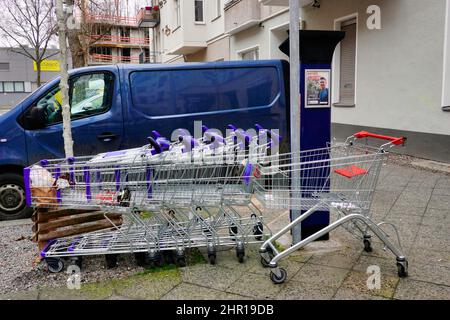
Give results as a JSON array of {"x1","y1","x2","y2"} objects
[
  {"x1": 55, "y1": 167, "x2": 61, "y2": 203},
  {"x1": 67, "y1": 157, "x2": 75, "y2": 164},
  {"x1": 40, "y1": 239, "x2": 57, "y2": 258},
  {"x1": 84, "y1": 166, "x2": 91, "y2": 201},
  {"x1": 201, "y1": 125, "x2": 209, "y2": 134},
  {"x1": 146, "y1": 167, "x2": 153, "y2": 199},
  {"x1": 243, "y1": 163, "x2": 253, "y2": 186},
  {"x1": 115, "y1": 167, "x2": 121, "y2": 192},
  {"x1": 40, "y1": 159, "x2": 49, "y2": 167},
  {"x1": 68, "y1": 237, "x2": 81, "y2": 252},
  {"x1": 23, "y1": 167, "x2": 32, "y2": 207},
  {"x1": 152, "y1": 130, "x2": 162, "y2": 139}
]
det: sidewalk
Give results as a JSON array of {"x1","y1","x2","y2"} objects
[{"x1": 0, "y1": 161, "x2": 449, "y2": 300}]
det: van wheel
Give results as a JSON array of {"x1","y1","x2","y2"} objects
[{"x1": 0, "y1": 173, "x2": 32, "y2": 221}]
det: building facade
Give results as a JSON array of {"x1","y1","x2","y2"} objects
[
  {"x1": 85, "y1": 8, "x2": 158, "y2": 65},
  {"x1": 0, "y1": 48, "x2": 61, "y2": 109},
  {"x1": 151, "y1": 0, "x2": 450, "y2": 161},
  {"x1": 154, "y1": 0, "x2": 229, "y2": 63}
]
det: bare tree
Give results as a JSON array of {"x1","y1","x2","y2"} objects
[
  {"x1": 0, "y1": 0, "x2": 57, "y2": 87},
  {"x1": 66, "y1": 0, "x2": 126, "y2": 68}
]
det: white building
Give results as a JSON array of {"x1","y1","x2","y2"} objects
[{"x1": 152, "y1": 0, "x2": 450, "y2": 162}]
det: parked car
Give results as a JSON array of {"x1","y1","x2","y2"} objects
[{"x1": 0, "y1": 60, "x2": 290, "y2": 220}]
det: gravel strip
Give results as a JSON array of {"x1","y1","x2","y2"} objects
[{"x1": 0, "y1": 223, "x2": 145, "y2": 295}]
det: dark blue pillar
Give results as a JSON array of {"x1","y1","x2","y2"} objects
[{"x1": 280, "y1": 30, "x2": 345, "y2": 241}]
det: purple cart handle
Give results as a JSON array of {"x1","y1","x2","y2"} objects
[
  {"x1": 151, "y1": 130, "x2": 162, "y2": 139},
  {"x1": 201, "y1": 125, "x2": 209, "y2": 134},
  {"x1": 147, "y1": 136, "x2": 162, "y2": 154},
  {"x1": 227, "y1": 124, "x2": 237, "y2": 131},
  {"x1": 235, "y1": 130, "x2": 252, "y2": 145}
]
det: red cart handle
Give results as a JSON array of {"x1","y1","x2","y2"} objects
[{"x1": 353, "y1": 131, "x2": 407, "y2": 146}]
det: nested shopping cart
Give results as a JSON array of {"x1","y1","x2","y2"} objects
[
  {"x1": 26, "y1": 125, "x2": 278, "y2": 272},
  {"x1": 255, "y1": 131, "x2": 409, "y2": 283}
]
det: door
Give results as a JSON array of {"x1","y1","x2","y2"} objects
[{"x1": 23, "y1": 71, "x2": 124, "y2": 164}]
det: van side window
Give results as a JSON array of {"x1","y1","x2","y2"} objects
[
  {"x1": 130, "y1": 67, "x2": 279, "y2": 116},
  {"x1": 28, "y1": 72, "x2": 114, "y2": 127}
]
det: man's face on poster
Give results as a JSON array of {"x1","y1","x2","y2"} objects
[{"x1": 320, "y1": 78, "x2": 327, "y2": 89}]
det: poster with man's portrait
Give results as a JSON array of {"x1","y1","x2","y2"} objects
[{"x1": 305, "y1": 70, "x2": 331, "y2": 108}]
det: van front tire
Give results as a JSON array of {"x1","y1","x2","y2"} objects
[{"x1": 0, "y1": 173, "x2": 32, "y2": 221}]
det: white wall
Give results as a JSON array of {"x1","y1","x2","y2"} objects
[
  {"x1": 233, "y1": 0, "x2": 450, "y2": 136},
  {"x1": 442, "y1": 0, "x2": 450, "y2": 108},
  {"x1": 158, "y1": 0, "x2": 226, "y2": 63}
]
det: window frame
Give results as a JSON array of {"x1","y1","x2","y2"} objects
[
  {"x1": 19, "y1": 71, "x2": 115, "y2": 130},
  {"x1": 175, "y1": 0, "x2": 181, "y2": 28},
  {"x1": 332, "y1": 13, "x2": 358, "y2": 107},
  {"x1": 0, "y1": 82, "x2": 3, "y2": 93},
  {"x1": 238, "y1": 46, "x2": 260, "y2": 61},
  {"x1": 14, "y1": 81, "x2": 25, "y2": 93},
  {"x1": 214, "y1": 0, "x2": 222, "y2": 20},
  {"x1": 3, "y1": 81, "x2": 14, "y2": 93},
  {"x1": 0, "y1": 62, "x2": 10, "y2": 71},
  {"x1": 194, "y1": 0, "x2": 205, "y2": 23}
]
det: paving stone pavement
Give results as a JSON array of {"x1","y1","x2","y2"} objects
[{"x1": 0, "y1": 163, "x2": 449, "y2": 300}]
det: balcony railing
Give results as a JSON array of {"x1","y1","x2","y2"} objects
[
  {"x1": 89, "y1": 54, "x2": 150, "y2": 64},
  {"x1": 90, "y1": 35, "x2": 150, "y2": 46}
]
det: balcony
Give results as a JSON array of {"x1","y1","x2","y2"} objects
[
  {"x1": 89, "y1": 54, "x2": 150, "y2": 65},
  {"x1": 259, "y1": 0, "x2": 314, "y2": 6},
  {"x1": 90, "y1": 35, "x2": 150, "y2": 47},
  {"x1": 84, "y1": 13, "x2": 139, "y2": 27},
  {"x1": 137, "y1": 7, "x2": 160, "y2": 28},
  {"x1": 225, "y1": 0, "x2": 261, "y2": 35}
]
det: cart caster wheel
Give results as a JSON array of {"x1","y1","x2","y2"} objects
[
  {"x1": 176, "y1": 257, "x2": 187, "y2": 268},
  {"x1": 363, "y1": 239, "x2": 373, "y2": 252},
  {"x1": 397, "y1": 260, "x2": 408, "y2": 278},
  {"x1": 229, "y1": 224, "x2": 238, "y2": 238},
  {"x1": 208, "y1": 254, "x2": 216, "y2": 265},
  {"x1": 46, "y1": 258, "x2": 64, "y2": 273},
  {"x1": 236, "y1": 243, "x2": 245, "y2": 263},
  {"x1": 105, "y1": 254, "x2": 118, "y2": 269},
  {"x1": 260, "y1": 257, "x2": 271, "y2": 268},
  {"x1": 270, "y1": 268, "x2": 287, "y2": 284},
  {"x1": 134, "y1": 252, "x2": 147, "y2": 267},
  {"x1": 253, "y1": 221, "x2": 264, "y2": 241},
  {"x1": 148, "y1": 253, "x2": 162, "y2": 268},
  {"x1": 72, "y1": 256, "x2": 82, "y2": 269}
]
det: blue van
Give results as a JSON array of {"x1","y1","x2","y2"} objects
[{"x1": 0, "y1": 60, "x2": 289, "y2": 220}]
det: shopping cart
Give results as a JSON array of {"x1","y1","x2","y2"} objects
[
  {"x1": 256, "y1": 131, "x2": 409, "y2": 283},
  {"x1": 27, "y1": 124, "x2": 279, "y2": 272}
]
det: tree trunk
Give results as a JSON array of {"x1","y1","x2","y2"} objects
[
  {"x1": 36, "y1": 60, "x2": 41, "y2": 87},
  {"x1": 56, "y1": 0, "x2": 74, "y2": 158}
]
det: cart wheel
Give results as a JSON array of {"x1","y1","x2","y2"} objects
[
  {"x1": 397, "y1": 261, "x2": 408, "y2": 278},
  {"x1": 363, "y1": 239, "x2": 373, "y2": 252},
  {"x1": 148, "y1": 252, "x2": 162, "y2": 268},
  {"x1": 236, "y1": 245, "x2": 245, "y2": 263},
  {"x1": 71, "y1": 256, "x2": 82, "y2": 270},
  {"x1": 134, "y1": 252, "x2": 147, "y2": 267},
  {"x1": 253, "y1": 221, "x2": 264, "y2": 241},
  {"x1": 270, "y1": 268, "x2": 287, "y2": 284},
  {"x1": 229, "y1": 224, "x2": 238, "y2": 237},
  {"x1": 105, "y1": 254, "x2": 118, "y2": 269},
  {"x1": 46, "y1": 258, "x2": 64, "y2": 273},
  {"x1": 260, "y1": 257, "x2": 271, "y2": 268},
  {"x1": 208, "y1": 254, "x2": 216, "y2": 265},
  {"x1": 176, "y1": 257, "x2": 187, "y2": 268}
]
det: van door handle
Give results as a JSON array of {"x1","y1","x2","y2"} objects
[{"x1": 97, "y1": 132, "x2": 118, "y2": 142}]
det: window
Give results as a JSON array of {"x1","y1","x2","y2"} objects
[
  {"x1": 0, "y1": 82, "x2": 3, "y2": 93},
  {"x1": 194, "y1": 0, "x2": 204, "y2": 23},
  {"x1": 0, "y1": 63, "x2": 9, "y2": 71},
  {"x1": 215, "y1": 0, "x2": 222, "y2": 19},
  {"x1": 129, "y1": 67, "x2": 279, "y2": 116},
  {"x1": 337, "y1": 18, "x2": 357, "y2": 106},
  {"x1": 120, "y1": 27, "x2": 131, "y2": 42},
  {"x1": 3, "y1": 82, "x2": 14, "y2": 92},
  {"x1": 240, "y1": 48, "x2": 259, "y2": 61},
  {"x1": 14, "y1": 82, "x2": 24, "y2": 92},
  {"x1": 121, "y1": 48, "x2": 131, "y2": 63},
  {"x1": 175, "y1": 0, "x2": 181, "y2": 27},
  {"x1": 23, "y1": 73, "x2": 114, "y2": 128}
]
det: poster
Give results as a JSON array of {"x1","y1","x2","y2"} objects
[
  {"x1": 33, "y1": 60, "x2": 61, "y2": 72},
  {"x1": 305, "y1": 69, "x2": 331, "y2": 108}
]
